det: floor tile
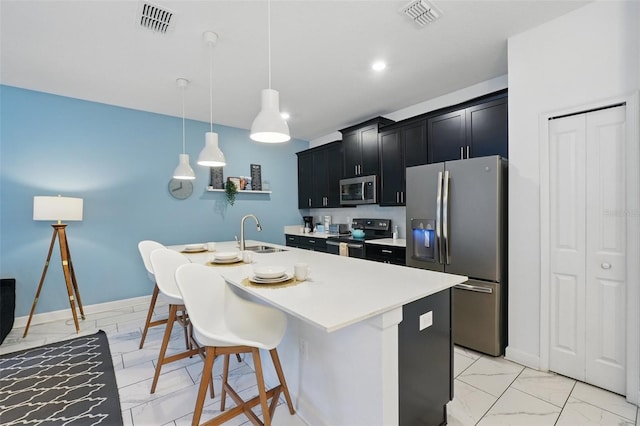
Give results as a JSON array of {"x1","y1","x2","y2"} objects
[
  {"x1": 118, "y1": 367, "x2": 195, "y2": 410},
  {"x1": 454, "y1": 351, "x2": 476, "y2": 377},
  {"x1": 458, "y1": 356, "x2": 524, "y2": 397},
  {"x1": 477, "y1": 387, "x2": 561, "y2": 425},
  {"x1": 557, "y1": 396, "x2": 636, "y2": 426},
  {"x1": 571, "y1": 381, "x2": 638, "y2": 421},
  {"x1": 511, "y1": 368, "x2": 576, "y2": 408},
  {"x1": 447, "y1": 379, "x2": 497, "y2": 426}
]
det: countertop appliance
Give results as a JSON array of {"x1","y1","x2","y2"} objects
[
  {"x1": 328, "y1": 223, "x2": 349, "y2": 234},
  {"x1": 326, "y1": 218, "x2": 392, "y2": 258},
  {"x1": 339, "y1": 175, "x2": 377, "y2": 205},
  {"x1": 302, "y1": 215, "x2": 314, "y2": 232},
  {"x1": 406, "y1": 155, "x2": 507, "y2": 356}
]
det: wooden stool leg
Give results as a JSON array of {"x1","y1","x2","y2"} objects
[
  {"x1": 252, "y1": 348, "x2": 272, "y2": 426},
  {"x1": 192, "y1": 347, "x2": 216, "y2": 426},
  {"x1": 150, "y1": 304, "x2": 177, "y2": 393},
  {"x1": 139, "y1": 284, "x2": 160, "y2": 349},
  {"x1": 270, "y1": 348, "x2": 295, "y2": 414},
  {"x1": 220, "y1": 354, "x2": 230, "y2": 412}
]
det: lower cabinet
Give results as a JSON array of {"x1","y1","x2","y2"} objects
[
  {"x1": 285, "y1": 234, "x2": 327, "y2": 253},
  {"x1": 365, "y1": 244, "x2": 406, "y2": 265}
]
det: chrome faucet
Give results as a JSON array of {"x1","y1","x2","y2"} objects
[{"x1": 240, "y1": 214, "x2": 262, "y2": 251}]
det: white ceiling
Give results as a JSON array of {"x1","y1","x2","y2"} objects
[{"x1": 1, "y1": 0, "x2": 588, "y2": 141}]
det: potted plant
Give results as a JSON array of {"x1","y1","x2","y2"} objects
[{"x1": 225, "y1": 179, "x2": 238, "y2": 205}]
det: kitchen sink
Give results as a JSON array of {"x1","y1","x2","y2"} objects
[{"x1": 244, "y1": 245, "x2": 287, "y2": 254}]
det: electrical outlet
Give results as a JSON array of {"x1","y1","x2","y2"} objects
[{"x1": 419, "y1": 311, "x2": 433, "y2": 331}]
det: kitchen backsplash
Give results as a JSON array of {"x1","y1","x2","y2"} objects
[{"x1": 303, "y1": 206, "x2": 406, "y2": 238}]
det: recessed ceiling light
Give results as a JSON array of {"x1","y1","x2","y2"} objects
[
  {"x1": 372, "y1": 61, "x2": 387, "y2": 72},
  {"x1": 280, "y1": 112, "x2": 290, "y2": 120}
]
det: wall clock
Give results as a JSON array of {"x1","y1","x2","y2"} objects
[{"x1": 168, "y1": 178, "x2": 193, "y2": 200}]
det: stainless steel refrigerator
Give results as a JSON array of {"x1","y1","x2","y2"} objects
[{"x1": 406, "y1": 155, "x2": 507, "y2": 356}]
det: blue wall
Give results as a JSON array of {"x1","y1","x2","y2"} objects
[{"x1": 0, "y1": 85, "x2": 308, "y2": 317}]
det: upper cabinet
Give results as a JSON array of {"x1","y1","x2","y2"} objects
[
  {"x1": 297, "y1": 141, "x2": 343, "y2": 209},
  {"x1": 378, "y1": 119, "x2": 427, "y2": 206},
  {"x1": 341, "y1": 117, "x2": 394, "y2": 178},
  {"x1": 428, "y1": 95, "x2": 508, "y2": 163}
]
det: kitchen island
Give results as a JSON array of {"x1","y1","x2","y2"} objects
[{"x1": 175, "y1": 240, "x2": 467, "y2": 425}]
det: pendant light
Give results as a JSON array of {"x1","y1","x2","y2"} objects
[
  {"x1": 172, "y1": 78, "x2": 196, "y2": 180},
  {"x1": 250, "y1": 0, "x2": 290, "y2": 143},
  {"x1": 197, "y1": 31, "x2": 226, "y2": 167}
]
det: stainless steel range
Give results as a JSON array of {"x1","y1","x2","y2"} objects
[{"x1": 326, "y1": 218, "x2": 392, "y2": 258}]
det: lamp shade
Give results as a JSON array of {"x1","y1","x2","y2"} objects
[
  {"x1": 33, "y1": 196, "x2": 83, "y2": 222},
  {"x1": 197, "y1": 132, "x2": 226, "y2": 167},
  {"x1": 173, "y1": 154, "x2": 196, "y2": 180},
  {"x1": 250, "y1": 89, "x2": 291, "y2": 143}
]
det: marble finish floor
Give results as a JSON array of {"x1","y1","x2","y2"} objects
[{"x1": 2, "y1": 298, "x2": 638, "y2": 426}]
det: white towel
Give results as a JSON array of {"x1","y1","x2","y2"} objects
[{"x1": 339, "y1": 242, "x2": 349, "y2": 257}]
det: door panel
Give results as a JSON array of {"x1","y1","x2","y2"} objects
[
  {"x1": 406, "y1": 163, "x2": 444, "y2": 271},
  {"x1": 444, "y1": 156, "x2": 502, "y2": 281},
  {"x1": 585, "y1": 106, "x2": 626, "y2": 394}
]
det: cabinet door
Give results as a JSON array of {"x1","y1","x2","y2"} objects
[
  {"x1": 404, "y1": 120, "x2": 428, "y2": 167},
  {"x1": 379, "y1": 129, "x2": 404, "y2": 206},
  {"x1": 311, "y1": 149, "x2": 328, "y2": 207},
  {"x1": 342, "y1": 130, "x2": 360, "y2": 178},
  {"x1": 297, "y1": 152, "x2": 314, "y2": 209},
  {"x1": 428, "y1": 109, "x2": 466, "y2": 163},
  {"x1": 325, "y1": 143, "x2": 343, "y2": 207},
  {"x1": 360, "y1": 124, "x2": 380, "y2": 176},
  {"x1": 466, "y1": 98, "x2": 508, "y2": 159}
]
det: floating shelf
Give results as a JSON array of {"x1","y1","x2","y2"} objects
[{"x1": 206, "y1": 187, "x2": 272, "y2": 194}]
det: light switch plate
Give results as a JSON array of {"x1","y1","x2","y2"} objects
[{"x1": 419, "y1": 311, "x2": 433, "y2": 331}]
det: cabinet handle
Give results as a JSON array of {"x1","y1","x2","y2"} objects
[
  {"x1": 396, "y1": 192, "x2": 399, "y2": 203},
  {"x1": 309, "y1": 240, "x2": 315, "y2": 244},
  {"x1": 601, "y1": 262, "x2": 612, "y2": 269},
  {"x1": 308, "y1": 198, "x2": 311, "y2": 207},
  {"x1": 382, "y1": 249, "x2": 393, "y2": 254},
  {"x1": 466, "y1": 145, "x2": 470, "y2": 158},
  {"x1": 355, "y1": 165, "x2": 358, "y2": 175},
  {"x1": 401, "y1": 192, "x2": 404, "y2": 203},
  {"x1": 460, "y1": 146, "x2": 464, "y2": 159}
]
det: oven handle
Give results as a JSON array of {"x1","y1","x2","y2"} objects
[
  {"x1": 326, "y1": 240, "x2": 363, "y2": 250},
  {"x1": 326, "y1": 241, "x2": 341, "y2": 246},
  {"x1": 454, "y1": 283, "x2": 493, "y2": 294}
]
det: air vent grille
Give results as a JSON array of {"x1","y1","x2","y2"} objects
[
  {"x1": 401, "y1": 0, "x2": 441, "y2": 27},
  {"x1": 138, "y1": 2, "x2": 173, "y2": 33}
]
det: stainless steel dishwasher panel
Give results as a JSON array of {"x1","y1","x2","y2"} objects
[{"x1": 453, "y1": 279, "x2": 503, "y2": 356}]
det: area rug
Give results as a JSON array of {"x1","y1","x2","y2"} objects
[{"x1": 0, "y1": 330, "x2": 123, "y2": 425}]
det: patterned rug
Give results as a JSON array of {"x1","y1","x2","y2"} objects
[{"x1": 0, "y1": 330, "x2": 123, "y2": 425}]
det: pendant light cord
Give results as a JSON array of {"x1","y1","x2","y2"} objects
[
  {"x1": 181, "y1": 84, "x2": 186, "y2": 154},
  {"x1": 268, "y1": 0, "x2": 272, "y2": 90},
  {"x1": 209, "y1": 40, "x2": 214, "y2": 133}
]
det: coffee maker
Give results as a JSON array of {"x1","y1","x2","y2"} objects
[{"x1": 302, "y1": 216, "x2": 314, "y2": 232}]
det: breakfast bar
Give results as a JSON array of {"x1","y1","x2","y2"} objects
[{"x1": 176, "y1": 240, "x2": 467, "y2": 425}]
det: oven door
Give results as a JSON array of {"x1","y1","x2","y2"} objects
[{"x1": 326, "y1": 240, "x2": 365, "y2": 258}]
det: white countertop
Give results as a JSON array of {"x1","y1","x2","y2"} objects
[
  {"x1": 284, "y1": 225, "x2": 337, "y2": 239},
  {"x1": 173, "y1": 240, "x2": 466, "y2": 333},
  {"x1": 366, "y1": 238, "x2": 407, "y2": 248}
]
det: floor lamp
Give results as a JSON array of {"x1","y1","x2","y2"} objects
[{"x1": 23, "y1": 195, "x2": 86, "y2": 337}]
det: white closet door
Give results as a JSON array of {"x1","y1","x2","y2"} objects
[
  {"x1": 584, "y1": 106, "x2": 627, "y2": 394},
  {"x1": 549, "y1": 114, "x2": 587, "y2": 380},
  {"x1": 548, "y1": 105, "x2": 627, "y2": 395}
]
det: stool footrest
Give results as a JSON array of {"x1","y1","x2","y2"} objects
[{"x1": 203, "y1": 384, "x2": 281, "y2": 426}]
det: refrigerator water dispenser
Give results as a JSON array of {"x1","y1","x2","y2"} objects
[{"x1": 411, "y1": 219, "x2": 436, "y2": 262}]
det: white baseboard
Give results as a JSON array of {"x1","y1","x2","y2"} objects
[
  {"x1": 13, "y1": 295, "x2": 152, "y2": 328},
  {"x1": 505, "y1": 345, "x2": 541, "y2": 370}
]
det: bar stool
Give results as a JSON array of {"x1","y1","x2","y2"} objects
[
  {"x1": 137, "y1": 240, "x2": 172, "y2": 349},
  {"x1": 175, "y1": 263, "x2": 295, "y2": 426},
  {"x1": 148, "y1": 248, "x2": 202, "y2": 394}
]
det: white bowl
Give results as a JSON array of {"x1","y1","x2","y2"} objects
[
  {"x1": 214, "y1": 251, "x2": 240, "y2": 260},
  {"x1": 253, "y1": 265, "x2": 287, "y2": 279},
  {"x1": 185, "y1": 244, "x2": 205, "y2": 251}
]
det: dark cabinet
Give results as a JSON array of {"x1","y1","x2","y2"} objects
[
  {"x1": 297, "y1": 142, "x2": 342, "y2": 209},
  {"x1": 365, "y1": 243, "x2": 406, "y2": 265},
  {"x1": 378, "y1": 119, "x2": 427, "y2": 206},
  {"x1": 428, "y1": 96, "x2": 508, "y2": 163},
  {"x1": 297, "y1": 236, "x2": 327, "y2": 252},
  {"x1": 341, "y1": 117, "x2": 394, "y2": 178}
]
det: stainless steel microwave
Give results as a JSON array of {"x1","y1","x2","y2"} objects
[{"x1": 339, "y1": 175, "x2": 377, "y2": 205}]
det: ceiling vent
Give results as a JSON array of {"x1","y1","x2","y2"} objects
[
  {"x1": 137, "y1": 1, "x2": 174, "y2": 34},
  {"x1": 401, "y1": 0, "x2": 441, "y2": 27}
]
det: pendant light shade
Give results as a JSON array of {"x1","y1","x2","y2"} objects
[
  {"x1": 173, "y1": 78, "x2": 195, "y2": 180},
  {"x1": 197, "y1": 131, "x2": 226, "y2": 167},
  {"x1": 250, "y1": 0, "x2": 290, "y2": 143},
  {"x1": 198, "y1": 31, "x2": 226, "y2": 167},
  {"x1": 250, "y1": 89, "x2": 290, "y2": 143}
]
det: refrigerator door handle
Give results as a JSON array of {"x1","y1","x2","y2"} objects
[
  {"x1": 443, "y1": 170, "x2": 451, "y2": 264},
  {"x1": 436, "y1": 171, "x2": 443, "y2": 264},
  {"x1": 455, "y1": 283, "x2": 493, "y2": 294}
]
